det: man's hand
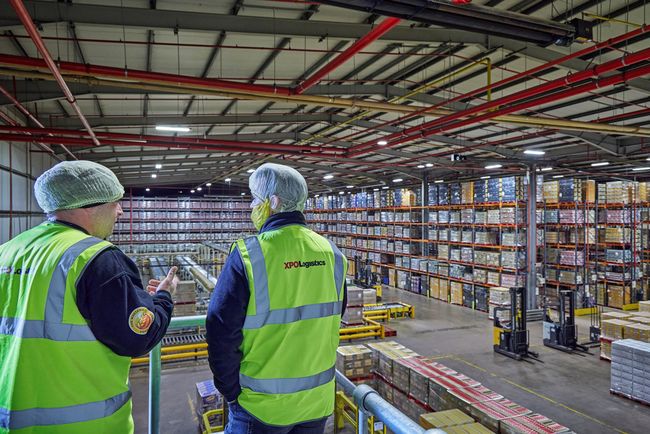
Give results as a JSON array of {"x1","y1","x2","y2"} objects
[{"x1": 147, "y1": 266, "x2": 179, "y2": 296}]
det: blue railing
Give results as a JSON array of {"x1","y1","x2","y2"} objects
[{"x1": 147, "y1": 315, "x2": 445, "y2": 434}]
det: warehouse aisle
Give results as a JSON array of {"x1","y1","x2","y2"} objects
[{"x1": 131, "y1": 288, "x2": 650, "y2": 433}]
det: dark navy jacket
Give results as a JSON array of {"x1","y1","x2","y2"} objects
[
  {"x1": 206, "y1": 211, "x2": 348, "y2": 402},
  {"x1": 54, "y1": 220, "x2": 174, "y2": 357}
]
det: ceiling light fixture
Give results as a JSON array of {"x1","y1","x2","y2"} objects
[
  {"x1": 523, "y1": 150, "x2": 545, "y2": 155},
  {"x1": 315, "y1": 194, "x2": 320, "y2": 198},
  {"x1": 541, "y1": 167, "x2": 553, "y2": 171},
  {"x1": 154, "y1": 163, "x2": 162, "y2": 169},
  {"x1": 591, "y1": 162, "x2": 610, "y2": 167},
  {"x1": 247, "y1": 168, "x2": 255, "y2": 173},
  {"x1": 145, "y1": 188, "x2": 150, "y2": 192},
  {"x1": 392, "y1": 178, "x2": 403, "y2": 183},
  {"x1": 480, "y1": 176, "x2": 490, "y2": 179},
  {"x1": 206, "y1": 183, "x2": 212, "y2": 186},
  {"x1": 425, "y1": 163, "x2": 434, "y2": 168},
  {"x1": 151, "y1": 173, "x2": 157, "y2": 178},
  {"x1": 155, "y1": 125, "x2": 190, "y2": 132},
  {"x1": 197, "y1": 187, "x2": 202, "y2": 191},
  {"x1": 190, "y1": 189, "x2": 195, "y2": 193},
  {"x1": 339, "y1": 191, "x2": 344, "y2": 195},
  {"x1": 434, "y1": 180, "x2": 444, "y2": 184},
  {"x1": 485, "y1": 164, "x2": 502, "y2": 169},
  {"x1": 377, "y1": 140, "x2": 388, "y2": 146},
  {"x1": 382, "y1": 186, "x2": 389, "y2": 190},
  {"x1": 225, "y1": 178, "x2": 232, "y2": 182},
  {"x1": 373, "y1": 188, "x2": 379, "y2": 191},
  {"x1": 346, "y1": 185, "x2": 354, "y2": 189},
  {"x1": 241, "y1": 192, "x2": 246, "y2": 196},
  {"x1": 553, "y1": 175, "x2": 564, "y2": 178},
  {"x1": 632, "y1": 167, "x2": 650, "y2": 171},
  {"x1": 417, "y1": 165, "x2": 425, "y2": 169},
  {"x1": 323, "y1": 174, "x2": 334, "y2": 180}
]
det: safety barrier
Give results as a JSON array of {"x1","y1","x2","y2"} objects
[{"x1": 147, "y1": 315, "x2": 445, "y2": 434}]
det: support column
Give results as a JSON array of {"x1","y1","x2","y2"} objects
[
  {"x1": 526, "y1": 166, "x2": 538, "y2": 310},
  {"x1": 421, "y1": 174, "x2": 429, "y2": 257}
]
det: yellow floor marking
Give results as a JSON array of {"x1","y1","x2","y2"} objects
[
  {"x1": 439, "y1": 355, "x2": 629, "y2": 434},
  {"x1": 188, "y1": 392, "x2": 198, "y2": 423}
]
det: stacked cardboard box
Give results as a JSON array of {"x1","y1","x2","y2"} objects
[
  {"x1": 173, "y1": 281, "x2": 197, "y2": 316},
  {"x1": 601, "y1": 319, "x2": 633, "y2": 340},
  {"x1": 639, "y1": 300, "x2": 650, "y2": 312},
  {"x1": 420, "y1": 409, "x2": 474, "y2": 430},
  {"x1": 462, "y1": 182, "x2": 474, "y2": 204},
  {"x1": 393, "y1": 389, "x2": 431, "y2": 422},
  {"x1": 468, "y1": 399, "x2": 531, "y2": 433},
  {"x1": 451, "y1": 282, "x2": 463, "y2": 305},
  {"x1": 444, "y1": 423, "x2": 495, "y2": 433},
  {"x1": 611, "y1": 339, "x2": 650, "y2": 404},
  {"x1": 336, "y1": 345, "x2": 374, "y2": 378},
  {"x1": 500, "y1": 414, "x2": 573, "y2": 434},
  {"x1": 543, "y1": 181, "x2": 559, "y2": 203},
  {"x1": 363, "y1": 288, "x2": 377, "y2": 305},
  {"x1": 366, "y1": 341, "x2": 419, "y2": 382},
  {"x1": 195, "y1": 380, "x2": 224, "y2": 432},
  {"x1": 428, "y1": 373, "x2": 481, "y2": 411}
]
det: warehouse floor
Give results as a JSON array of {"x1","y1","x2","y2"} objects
[{"x1": 130, "y1": 288, "x2": 650, "y2": 434}]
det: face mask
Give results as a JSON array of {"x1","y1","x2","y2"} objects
[{"x1": 251, "y1": 199, "x2": 271, "y2": 230}]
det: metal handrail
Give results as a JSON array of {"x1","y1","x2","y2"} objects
[{"x1": 147, "y1": 315, "x2": 445, "y2": 434}]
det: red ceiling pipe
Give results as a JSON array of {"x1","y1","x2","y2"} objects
[
  {"x1": 409, "y1": 64, "x2": 650, "y2": 159},
  {"x1": 0, "y1": 109, "x2": 59, "y2": 156},
  {"x1": 0, "y1": 133, "x2": 345, "y2": 158},
  {"x1": 9, "y1": 0, "x2": 101, "y2": 147},
  {"x1": 325, "y1": 25, "x2": 649, "y2": 148},
  {"x1": 0, "y1": 85, "x2": 77, "y2": 159},
  {"x1": 293, "y1": 17, "x2": 401, "y2": 95},
  {"x1": 347, "y1": 47, "x2": 650, "y2": 157},
  {"x1": 0, "y1": 54, "x2": 292, "y2": 97},
  {"x1": 0, "y1": 125, "x2": 345, "y2": 155}
]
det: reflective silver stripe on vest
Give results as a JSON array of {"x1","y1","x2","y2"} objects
[
  {"x1": 327, "y1": 240, "x2": 345, "y2": 300},
  {"x1": 239, "y1": 366, "x2": 335, "y2": 395},
  {"x1": 243, "y1": 301, "x2": 342, "y2": 329},
  {"x1": 244, "y1": 237, "x2": 270, "y2": 314},
  {"x1": 0, "y1": 236, "x2": 106, "y2": 341},
  {"x1": 0, "y1": 390, "x2": 131, "y2": 430}
]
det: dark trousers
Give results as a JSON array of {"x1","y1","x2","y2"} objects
[{"x1": 225, "y1": 402, "x2": 327, "y2": 434}]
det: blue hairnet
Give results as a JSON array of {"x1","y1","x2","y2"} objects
[{"x1": 249, "y1": 163, "x2": 308, "y2": 212}]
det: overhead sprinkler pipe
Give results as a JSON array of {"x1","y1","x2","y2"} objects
[
  {"x1": 9, "y1": 0, "x2": 100, "y2": 147},
  {"x1": 326, "y1": 25, "x2": 649, "y2": 148},
  {"x1": 0, "y1": 85, "x2": 77, "y2": 159},
  {"x1": 347, "y1": 47, "x2": 650, "y2": 157},
  {"x1": 293, "y1": 17, "x2": 401, "y2": 94}
]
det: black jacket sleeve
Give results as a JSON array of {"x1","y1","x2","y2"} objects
[
  {"x1": 206, "y1": 246, "x2": 249, "y2": 402},
  {"x1": 76, "y1": 247, "x2": 174, "y2": 357}
]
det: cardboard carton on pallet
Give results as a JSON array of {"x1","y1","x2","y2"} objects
[
  {"x1": 366, "y1": 341, "x2": 419, "y2": 382},
  {"x1": 500, "y1": 413, "x2": 573, "y2": 434},
  {"x1": 419, "y1": 409, "x2": 474, "y2": 429},
  {"x1": 444, "y1": 423, "x2": 495, "y2": 434},
  {"x1": 336, "y1": 344, "x2": 373, "y2": 378},
  {"x1": 428, "y1": 373, "x2": 481, "y2": 411},
  {"x1": 468, "y1": 398, "x2": 531, "y2": 433}
]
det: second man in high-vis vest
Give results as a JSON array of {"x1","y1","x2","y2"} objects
[{"x1": 206, "y1": 163, "x2": 348, "y2": 433}]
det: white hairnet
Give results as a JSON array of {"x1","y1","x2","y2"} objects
[
  {"x1": 249, "y1": 163, "x2": 308, "y2": 212},
  {"x1": 34, "y1": 160, "x2": 125, "y2": 213}
]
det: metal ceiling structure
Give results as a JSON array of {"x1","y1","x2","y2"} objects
[{"x1": 0, "y1": 0, "x2": 649, "y2": 193}]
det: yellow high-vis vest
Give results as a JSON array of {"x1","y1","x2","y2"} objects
[
  {"x1": 235, "y1": 224, "x2": 347, "y2": 426},
  {"x1": 0, "y1": 222, "x2": 133, "y2": 433}
]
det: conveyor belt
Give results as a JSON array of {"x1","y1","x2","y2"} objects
[
  {"x1": 148, "y1": 256, "x2": 168, "y2": 280},
  {"x1": 162, "y1": 333, "x2": 206, "y2": 346}
]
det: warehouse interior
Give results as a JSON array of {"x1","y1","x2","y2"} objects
[{"x1": 2, "y1": 0, "x2": 650, "y2": 433}]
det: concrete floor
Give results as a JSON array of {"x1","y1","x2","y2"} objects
[{"x1": 131, "y1": 288, "x2": 650, "y2": 433}]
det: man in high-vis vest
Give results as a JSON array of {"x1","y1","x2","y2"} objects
[
  {"x1": 0, "y1": 160, "x2": 177, "y2": 433},
  {"x1": 207, "y1": 163, "x2": 348, "y2": 433}
]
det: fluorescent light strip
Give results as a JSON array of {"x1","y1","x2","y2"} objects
[
  {"x1": 632, "y1": 167, "x2": 650, "y2": 171},
  {"x1": 155, "y1": 125, "x2": 190, "y2": 132},
  {"x1": 523, "y1": 150, "x2": 545, "y2": 155},
  {"x1": 591, "y1": 162, "x2": 609, "y2": 167},
  {"x1": 485, "y1": 164, "x2": 502, "y2": 169}
]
